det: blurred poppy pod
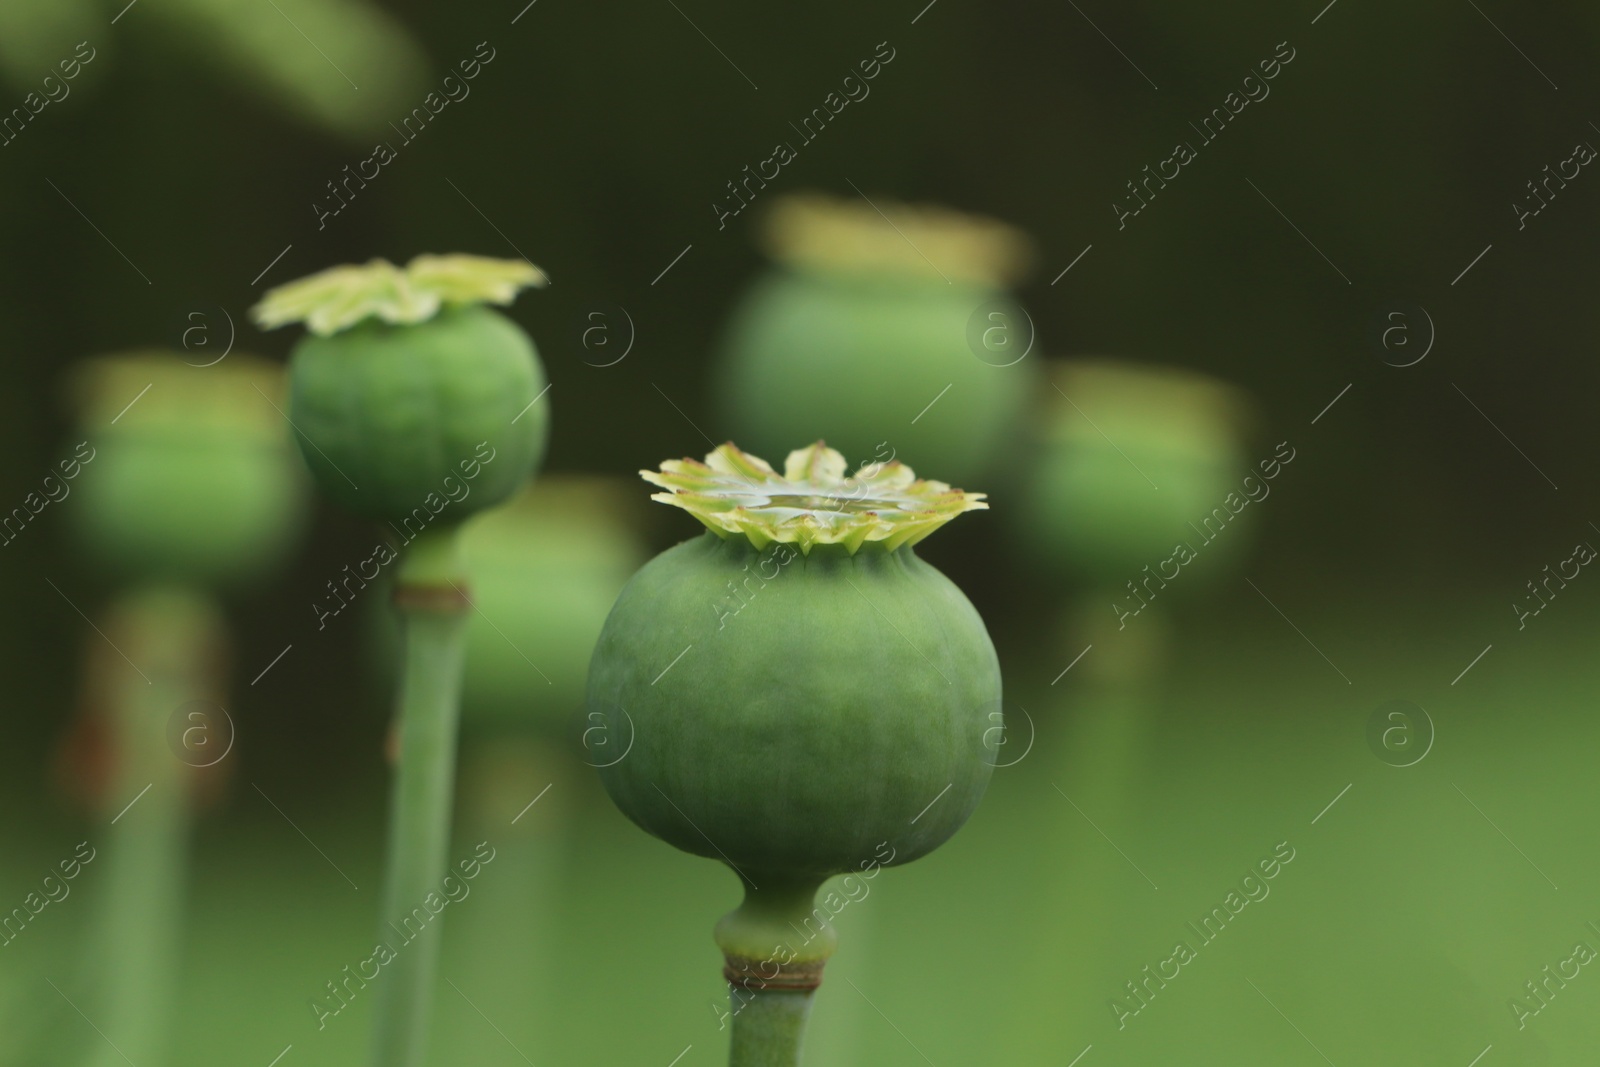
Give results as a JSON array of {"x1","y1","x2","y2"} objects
[
  {"x1": 457, "y1": 477, "x2": 648, "y2": 728},
  {"x1": 588, "y1": 443, "x2": 1000, "y2": 1015},
  {"x1": 714, "y1": 194, "x2": 1037, "y2": 485},
  {"x1": 253, "y1": 254, "x2": 550, "y2": 523},
  {"x1": 68, "y1": 352, "x2": 309, "y2": 587},
  {"x1": 1018, "y1": 359, "x2": 1255, "y2": 584}
]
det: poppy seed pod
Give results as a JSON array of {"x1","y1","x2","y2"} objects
[
  {"x1": 253, "y1": 254, "x2": 550, "y2": 523},
  {"x1": 587, "y1": 443, "x2": 1000, "y2": 1052},
  {"x1": 68, "y1": 352, "x2": 309, "y2": 587},
  {"x1": 713, "y1": 194, "x2": 1036, "y2": 484},
  {"x1": 1018, "y1": 360, "x2": 1253, "y2": 583}
]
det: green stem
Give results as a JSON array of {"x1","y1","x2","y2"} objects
[
  {"x1": 434, "y1": 737, "x2": 568, "y2": 1059},
  {"x1": 728, "y1": 990, "x2": 816, "y2": 1067},
  {"x1": 993, "y1": 595, "x2": 1163, "y2": 1062},
  {"x1": 715, "y1": 877, "x2": 835, "y2": 1067},
  {"x1": 367, "y1": 524, "x2": 471, "y2": 1067},
  {"x1": 87, "y1": 586, "x2": 223, "y2": 1067}
]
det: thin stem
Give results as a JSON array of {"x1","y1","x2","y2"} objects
[
  {"x1": 433, "y1": 737, "x2": 569, "y2": 1058},
  {"x1": 993, "y1": 595, "x2": 1161, "y2": 1060},
  {"x1": 367, "y1": 524, "x2": 472, "y2": 1067},
  {"x1": 728, "y1": 989, "x2": 815, "y2": 1067},
  {"x1": 86, "y1": 586, "x2": 224, "y2": 1067}
]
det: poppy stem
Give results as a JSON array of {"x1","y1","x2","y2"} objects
[
  {"x1": 715, "y1": 877, "x2": 834, "y2": 1067},
  {"x1": 728, "y1": 989, "x2": 816, "y2": 1067},
  {"x1": 433, "y1": 737, "x2": 569, "y2": 1056},
  {"x1": 86, "y1": 586, "x2": 224, "y2": 1067},
  {"x1": 367, "y1": 524, "x2": 472, "y2": 1067}
]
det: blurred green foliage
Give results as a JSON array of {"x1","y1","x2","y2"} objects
[{"x1": 0, "y1": 0, "x2": 426, "y2": 134}]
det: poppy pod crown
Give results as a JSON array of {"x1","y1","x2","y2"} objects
[
  {"x1": 251, "y1": 253, "x2": 547, "y2": 336},
  {"x1": 762, "y1": 193, "x2": 1034, "y2": 288},
  {"x1": 643, "y1": 441, "x2": 987, "y2": 553}
]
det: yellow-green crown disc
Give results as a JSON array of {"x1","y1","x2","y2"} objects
[
  {"x1": 251, "y1": 253, "x2": 547, "y2": 336},
  {"x1": 642, "y1": 442, "x2": 987, "y2": 553},
  {"x1": 762, "y1": 193, "x2": 1033, "y2": 288},
  {"x1": 71, "y1": 351, "x2": 292, "y2": 443}
]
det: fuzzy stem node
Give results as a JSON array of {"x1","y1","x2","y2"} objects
[{"x1": 715, "y1": 876, "x2": 834, "y2": 1066}]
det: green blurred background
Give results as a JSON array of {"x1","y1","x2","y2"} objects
[{"x1": 3, "y1": 0, "x2": 1600, "y2": 1063}]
